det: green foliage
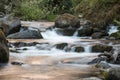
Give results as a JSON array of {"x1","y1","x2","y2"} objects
[
  {"x1": 46, "y1": 14, "x2": 57, "y2": 21},
  {"x1": 114, "y1": 20, "x2": 120, "y2": 26},
  {"x1": 0, "y1": 0, "x2": 5, "y2": 12},
  {"x1": 9, "y1": 0, "x2": 73, "y2": 20},
  {"x1": 0, "y1": 0, "x2": 119, "y2": 22},
  {"x1": 101, "y1": 71, "x2": 109, "y2": 80},
  {"x1": 110, "y1": 31, "x2": 120, "y2": 39}
]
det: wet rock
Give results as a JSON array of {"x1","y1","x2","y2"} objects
[
  {"x1": 55, "y1": 13, "x2": 80, "y2": 28},
  {"x1": 7, "y1": 30, "x2": 43, "y2": 39},
  {"x1": 98, "y1": 61, "x2": 111, "y2": 69},
  {"x1": 56, "y1": 43, "x2": 68, "y2": 50},
  {"x1": 55, "y1": 28, "x2": 76, "y2": 36},
  {"x1": 0, "y1": 29, "x2": 9, "y2": 63},
  {"x1": 110, "y1": 31, "x2": 120, "y2": 39},
  {"x1": 10, "y1": 42, "x2": 39, "y2": 47},
  {"x1": 104, "y1": 67, "x2": 120, "y2": 80},
  {"x1": 88, "y1": 57, "x2": 108, "y2": 64},
  {"x1": 92, "y1": 31, "x2": 108, "y2": 39},
  {"x1": 74, "y1": 46, "x2": 84, "y2": 52},
  {"x1": 0, "y1": 12, "x2": 5, "y2": 18},
  {"x1": 11, "y1": 61, "x2": 24, "y2": 66},
  {"x1": 92, "y1": 44, "x2": 113, "y2": 52},
  {"x1": 78, "y1": 27, "x2": 93, "y2": 36},
  {"x1": 115, "y1": 53, "x2": 120, "y2": 64},
  {"x1": 12, "y1": 42, "x2": 26, "y2": 47},
  {"x1": 0, "y1": 15, "x2": 21, "y2": 36},
  {"x1": 90, "y1": 49, "x2": 120, "y2": 64}
]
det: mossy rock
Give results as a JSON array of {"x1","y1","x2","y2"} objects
[
  {"x1": 74, "y1": 46, "x2": 84, "y2": 52},
  {"x1": 92, "y1": 44, "x2": 112, "y2": 52},
  {"x1": 110, "y1": 31, "x2": 120, "y2": 39},
  {"x1": 56, "y1": 43, "x2": 68, "y2": 50},
  {"x1": 102, "y1": 68, "x2": 120, "y2": 80}
]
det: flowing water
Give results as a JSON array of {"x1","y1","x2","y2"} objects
[
  {"x1": 108, "y1": 25, "x2": 118, "y2": 35},
  {"x1": 0, "y1": 22, "x2": 119, "y2": 80}
]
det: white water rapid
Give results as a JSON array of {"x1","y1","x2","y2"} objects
[{"x1": 108, "y1": 25, "x2": 118, "y2": 35}]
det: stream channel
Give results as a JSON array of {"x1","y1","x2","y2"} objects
[{"x1": 0, "y1": 22, "x2": 119, "y2": 80}]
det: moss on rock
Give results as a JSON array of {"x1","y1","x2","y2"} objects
[{"x1": 110, "y1": 31, "x2": 120, "y2": 39}]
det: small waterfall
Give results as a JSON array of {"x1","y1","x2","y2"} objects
[
  {"x1": 41, "y1": 29, "x2": 59, "y2": 39},
  {"x1": 70, "y1": 44, "x2": 92, "y2": 53},
  {"x1": 84, "y1": 45, "x2": 92, "y2": 53},
  {"x1": 108, "y1": 25, "x2": 118, "y2": 35},
  {"x1": 41, "y1": 29, "x2": 79, "y2": 43},
  {"x1": 73, "y1": 26, "x2": 83, "y2": 36},
  {"x1": 70, "y1": 47, "x2": 76, "y2": 52}
]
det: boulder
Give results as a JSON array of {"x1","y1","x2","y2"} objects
[
  {"x1": 7, "y1": 30, "x2": 43, "y2": 39},
  {"x1": 0, "y1": 29, "x2": 9, "y2": 63},
  {"x1": 92, "y1": 44, "x2": 113, "y2": 52},
  {"x1": 88, "y1": 57, "x2": 108, "y2": 64},
  {"x1": 55, "y1": 28, "x2": 76, "y2": 36},
  {"x1": 78, "y1": 27, "x2": 93, "y2": 37},
  {"x1": 0, "y1": 16, "x2": 21, "y2": 36},
  {"x1": 110, "y1": 31, "x2": 120, "y2": 39},
  {"x1": 92, "y1": 31, "x2": 108, "y2": 39},
  {"x1": 56, "y1": 43, "x2": 68, "y2": 50},
  {"x1": 98, "y1": 61, "x2": 111, "y2": 69},
  {"x1": 104, "y1": 67, "x2": 120, "y2": 80},
  {"x1": 74, "y1": 46, "x2": 84, "y2": 52},
  {"x1": 55, "y1": 13, "x2": 80, "y2": 28},
  {"x1": 89, "y1": 49, "x2": 120, "y2": 64}
]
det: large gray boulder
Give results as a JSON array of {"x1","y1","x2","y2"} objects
[
  {"x1": 7, "y1": 30, "x2": 43, "y2": 39},
  {"x1": 0, "y1": 15, "x2": 21, "y2": 36},
  {"x1": 55, "y1": 13, "x2": 80, "y2": 28}
]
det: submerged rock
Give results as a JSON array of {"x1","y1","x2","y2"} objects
[
  {"x1": 0, "y1": 29, "x2": 9, "y2": 63},
  {"x1": 7, "y1": 30, "x2": 43, "y2": 39},
  {"x1": 92, "y1": 44, "x2": 112, "y2": 52},
  {"x1": 74, "y1": 46, "x2": 84, "y2": 52},
  {"x1": 11, "y1": 61, "x2": 24, "y2": 66},
  {"x1": 9, "y1": 42, "x2": 39, "y2": 47},
  {"x1": 56, "y1": 43, "x2": 68, "y2": 50},
  {"x1": 55, "y1": 13, "x2": 80, "y2": 28}
]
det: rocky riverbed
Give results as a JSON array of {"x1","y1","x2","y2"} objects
[{"x1": 0, "y1": 14, "x2": 120, "y2": 80}]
